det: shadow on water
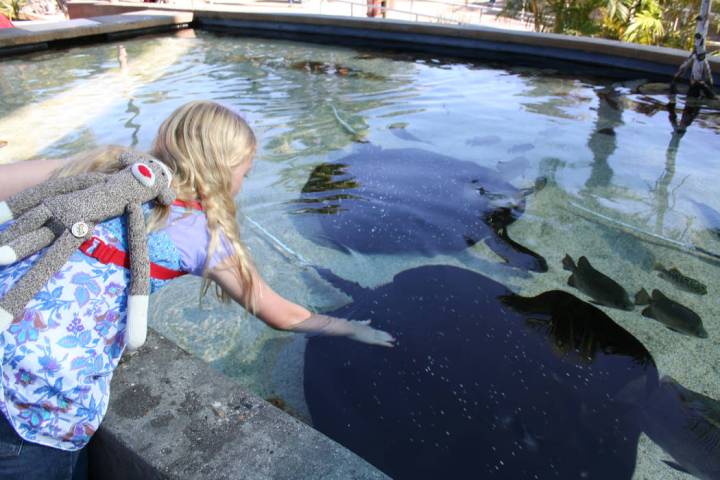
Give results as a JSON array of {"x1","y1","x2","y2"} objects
[
  {"x1": 648, "y1": 92, "x2": 719, "y2": 255},
  {"x1": 500, "y1": 290, "x2": 653, "y2": 365},
  {"x1": 568, "y1": 88, "x2": 720, "y2": 268},
  {"x1": 124, "y1": 98, "x2": 141, "y2": 148},
  {"x1": 653, "y1": 96, "x2": 701, "y2": 238},
  {"x1": 290, "y1": 146, "x2": 548, "y2": 272},
  {"x1": 304, "y1": 265, "x2": 657, "y2": 479},
  {"x1": 582, "y1": 87, "x2": 624, "y2": 192}
]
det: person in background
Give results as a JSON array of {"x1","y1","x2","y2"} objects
[{"x1": 0, "y1": 13, "x2": 14, "y2": 28}]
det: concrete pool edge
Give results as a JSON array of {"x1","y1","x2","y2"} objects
[
  {"x1": 62, "y1": 2, "x2": 720, "y2": 80},
  {"x1": 89, "y1": 328, "x2": 388, "y2": 479},
  {"x1": 0, "y1": 10, "x2": 192, "y2": 56}
]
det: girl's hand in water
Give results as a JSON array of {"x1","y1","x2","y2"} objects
[
  {"x1": 208, "y1": 267, "x2": 395, "y2": 346},
  {"x1": 288, "y1": 314, "x2": 396, "y2": 347},
  {"x1": 346, "y1": 319, "x2": 395, "y2": 347}
]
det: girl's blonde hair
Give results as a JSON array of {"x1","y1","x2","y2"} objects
[{"x1": 54, "y1": 101, "x2": 257, "y2": 308}]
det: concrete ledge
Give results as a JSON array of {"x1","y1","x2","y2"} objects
[
  {"x1": 89, "y1": 329, "x2": 387, "y2": 479},
  {"x1": 4, "y1": 0, "x2": 717, "y2": 79},
  {"x1": 0, "y1": 10, "x2": 192, "y2": 55},
  {"x1": 68, "y1": 1, "x2": 148, "y2": 18}
]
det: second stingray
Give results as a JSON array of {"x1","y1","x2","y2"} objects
[{"x1": 290, "y1": 145, "x2": 548, "y2": 272}]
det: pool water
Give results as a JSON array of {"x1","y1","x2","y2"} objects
[{"x1": 2, "y1": 30, "x2": 719, "y2": 479}]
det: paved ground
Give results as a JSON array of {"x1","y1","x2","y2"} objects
[
  {"x1": 203, "y1": 0, "x2": 532, "y2": 29},
  {"x1": 19, "y1": 0, "x2": 533, "y2": 31}
]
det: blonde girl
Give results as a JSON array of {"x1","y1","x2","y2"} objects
[{"x1": 0, "y1": 100, "x2": 393, "y2": 480}]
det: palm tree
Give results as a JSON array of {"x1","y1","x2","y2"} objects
[{"x1": 621, "y1": 0, "x2": 665, "y2": 44}]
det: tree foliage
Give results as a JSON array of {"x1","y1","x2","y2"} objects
[
  {"x1": 0, "y1": 0, "x2": 26, "y2": 20},
  {"x1": 501, "y1": 0, "x2": 717, "y2": 48}
]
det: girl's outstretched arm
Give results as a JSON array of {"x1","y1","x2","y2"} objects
[
  {"x1": 208, "y1": 264, "x2": 312, "y2": 330},
  {"x1": 209, "y1": 265, "x2": 395, "y2": 347},
  {"x1": 0, "y1": 159, "x2": 67, "y2": 201}
]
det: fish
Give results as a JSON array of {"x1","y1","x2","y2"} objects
[
  {"x1": 654, "y1": 263, "x2": 707, "y2": 295},
  {"x1": 289, "y1": 60, "x2": 384, "y2": 80},
  {"x1": 465, "y1": 135, "x2": 501, "y2": 147},
  {"x1": 635, "y1": 288, "x2": 708, "y2": 338},
  {"x1": 562, "y1": 254, "x2": 634, "y2": 310},
  {"x1": 507, "y1": 143, "x2": 534, "y2": 154}
]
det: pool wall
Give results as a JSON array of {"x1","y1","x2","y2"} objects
[
  {"x1": 0, "y1": 10, "x2": 192, "y2": 56},
  {"x1": 89, "y1": 330, "x2": 388, "y2": 479},
  {"x1": 64, "y1": 2, "x2": 720, "y2": 81}
]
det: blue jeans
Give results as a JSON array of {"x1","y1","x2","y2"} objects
[{"x1": 0, "y1": 413, "x2": 88, "y2": 480}]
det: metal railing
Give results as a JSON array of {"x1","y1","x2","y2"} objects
[
  {"x1": 197, "y1": 0, "x2": 536, "y2": 29},
  {"x1": 327, "y1": 0, "x2": 461, "y2": 24},
  {"x1": 318, "y1": 0, "x2": 534, "y2": 27}
]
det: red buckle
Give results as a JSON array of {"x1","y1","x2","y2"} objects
[
  {"x1": 94, "y1": 241, "x2": 117, "y2": 265},
  {"x1": 83, "y1": 237, "x2": 118, "y2": 265},
  {"x1": 79, "y1": 236, "x2": 101, "y2": 256}
]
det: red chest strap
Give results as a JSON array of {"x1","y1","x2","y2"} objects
[
  {"x1": 172, "y1": 199, "x2": 203, "y2": 211},
  {"x1": 79, "y1": 236, "x2": 186, "y2": 280}
]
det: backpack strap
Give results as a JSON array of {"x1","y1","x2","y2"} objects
[
  {"x1": 79, "y1": 236, "x2": 186, "y2": 280},
  {"x1": 172, "y1": 199, "x2": 203, "y2": 211}
]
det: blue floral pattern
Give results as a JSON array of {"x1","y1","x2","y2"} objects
[{"x1": 0, "y1": 205, "x2": 186, "y2": 451}]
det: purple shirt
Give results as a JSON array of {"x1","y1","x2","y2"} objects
[{"x1": 164, "y1": 207, "x2": 234, "y2": 275}]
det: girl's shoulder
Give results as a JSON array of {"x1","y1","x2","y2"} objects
[{"x1": 161, "y1": 205, "x2": 234, "y2": 276}]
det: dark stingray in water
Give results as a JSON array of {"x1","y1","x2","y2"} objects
[
  {"x1": 627, "y1": 376, "x2": 720, "y2": 480},
  {"x1": 304, "y1": 265, "x2": 658, "y2": 479},
  {"x1": 291, "y1": 146, "x2": 548, "y2": 272}
]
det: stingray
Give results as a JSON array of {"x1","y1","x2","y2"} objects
[
  {"x1": 623, "y1": 376, "x2": 720, "y2": 480},
  {"x1": 290, "y1": 145, "x2": 548, "y2": 272},
  {"x1": 304, "y1": 265, "x2": 659, "y2": 479}
]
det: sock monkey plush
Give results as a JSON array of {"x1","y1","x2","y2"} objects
[{"x1": 0, "y1": 151, "x2": 176, "y2": 350}]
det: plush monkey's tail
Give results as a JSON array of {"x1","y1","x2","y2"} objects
[
  {"x1": 0, "y1": 201, "x2": 13, "y2": 224},
  {"x1": 126, "y1": 295, "x2": 149, "y2": 350}
]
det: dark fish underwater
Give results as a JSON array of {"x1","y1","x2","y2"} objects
[
  {"x1": 654, "y1": 263, "x2": 708, "y2": 295},
  {"x1": 562, "y1": 254, "x2": 634, "y2": 310},
  {"x1": 635, "y1": 288, "x2": 708, "y2": 338},
  {"x1": 304, "y1": 264, "x2": 659, "y2": 479},
  {"x1": 289, "y1": 60, "x2": 384, "y2": 80},
  {"x1": 290, "y1": 145, "x2": 548, "y2": 272}
]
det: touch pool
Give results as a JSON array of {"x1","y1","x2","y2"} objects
[{"x1": 2, "y1": 30, "x2": 720, "y2": 479}]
